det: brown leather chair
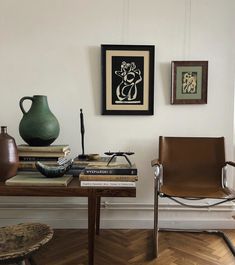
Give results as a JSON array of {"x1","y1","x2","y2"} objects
[{"x1": 152, "y1": 136, "x2": 235, "y2": 257}]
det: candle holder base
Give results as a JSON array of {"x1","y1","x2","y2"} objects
[
  {"x1": 77, "y1": 153, "x2": 100, "y2": 161},
  {"x1": 77, "y1": 154, "x2": 90, "y2": 160}
]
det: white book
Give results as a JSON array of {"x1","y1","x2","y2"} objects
[{"x1": 80, "y1": 181, "x2": 136, "y2": 187}]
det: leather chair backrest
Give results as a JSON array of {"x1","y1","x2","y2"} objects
[{"x1": 159, "y1": 136, "x2": 225, "y2": 188}]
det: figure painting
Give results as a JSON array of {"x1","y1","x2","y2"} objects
[
  {"x1": 171, "y1": 61, "x2": 208, "y2": 104},
  {"x1": 182, "y1": 72, "x2": 197, "y2": 94},
  {"x1": 113, "y1": 59, "x2": 143, "y2": 104},
  {"x1": 102, "y1": 45, "x2": 155, "y2": 115}
]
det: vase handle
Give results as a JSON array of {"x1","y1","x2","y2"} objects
[{"x1": 19, "y1": 96, "x2": 34, "y2": 114}]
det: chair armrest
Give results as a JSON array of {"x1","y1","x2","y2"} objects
[
  {"x1": 151, "y1": 159, "x2": 161, "y2": 167},
  {"x1": 151, "y1": 159, "x2": 163, "y2": 182},
  {"x1": 226, "y1": 161, "x2": 235, "y2": 167}
]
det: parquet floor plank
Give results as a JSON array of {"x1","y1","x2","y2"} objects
[{"x1": 32, "y1": 229, "x2": 235, "y2": 265}]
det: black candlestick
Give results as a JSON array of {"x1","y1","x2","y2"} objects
[{"x1": 78, "y1": 109, "x2": 89, "y2": 160}]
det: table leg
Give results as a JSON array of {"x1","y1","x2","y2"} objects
[
  {"x1": 96, "y1": 196, "x2": 101, "y2": 235},
  {"x1": 88, "y1": 190, "x2": 96, "y2": 265}
]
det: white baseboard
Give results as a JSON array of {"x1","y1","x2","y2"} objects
[{"x1": 0, "y1": 201, "x2": 234, "y2": 229}]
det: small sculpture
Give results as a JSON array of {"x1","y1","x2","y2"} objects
[
  {"x1": 35, "y1": 159, "x2": 73, "y2": 178},
  {"x1": 104, "y1": 151, "x2": 134, "y2": 166},
  {"x1": 77, "y1": 109, "x2": 89, "y2": 160}
]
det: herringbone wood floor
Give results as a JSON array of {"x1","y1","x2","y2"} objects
[{"x1": 32, "y1": 229, "x2": 235, "y2": 265}]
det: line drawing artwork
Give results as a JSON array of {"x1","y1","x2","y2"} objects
[
  {"x1": 182, "y1": 72, "x2": 197, "y2": 94},
  {"x1": 114, "y1": 61, "x2": 142, "y2": 103}
]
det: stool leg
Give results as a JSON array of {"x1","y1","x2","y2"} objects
[
  {"x1": 17, "y1": 261, "x2": 25, "y2": 265},
  {"x1": 24, "y1": 256, "x2": 36, "y2": 265}
]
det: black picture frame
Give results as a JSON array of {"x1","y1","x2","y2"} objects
[
  {"x1": 171, "y1": 61, "x2": 208, "y2": 104},
  {"x1": 101, "y1": 44, "x2": 155, "y2": 115}
]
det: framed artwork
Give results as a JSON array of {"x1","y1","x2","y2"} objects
[
  {"x1": 101, "y1": 44, "x2": 155, "y2": 115},
  {"x1": 171, "y1": 61, "x2": 208, "y2": 104}
]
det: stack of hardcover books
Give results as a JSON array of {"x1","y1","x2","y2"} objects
[
  {"x1": 17, "y1": 144, "x2": 71, "y2": 173},
  {"x1": 79, "y1": 163, "x2": 138, "y2": 187}
]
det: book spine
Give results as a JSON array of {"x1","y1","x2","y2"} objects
[
  {"x1": 17, "y1": 145, "x2": 70, "y2": 153},
  {"x1": 18, "y1": 162, "x2": 58, "y2": 170},
  {"x1": 67, "y1": 168, "x2": 83, "y2": 177},
  {"x1": 18, "y1": 150, "x2": 70, "y2": 157},
  {"x1": 19, "y1": 157, "x2": 59, "y2": 161},
  {"x1": 80, "y1": 181, "x2": 136, "y2": 187},
  {"x1": 83, "y1": 168, "x2": 137, "y2": 175},
  {"x1": 17, "y1": 148, "x2": 70, "y2": 153},
  {"x1": 17, "y1": 169, "x2": 38, "y2": 173},
  {"x1": 79, "y1": 174, "x2": 137, "y2": 181}
]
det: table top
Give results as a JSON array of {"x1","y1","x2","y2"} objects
[{"x1": 0, "y1": 178, "x2": 136, "y2": 197}]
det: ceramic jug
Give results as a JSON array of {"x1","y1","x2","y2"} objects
[
  {"x1": 0, "y1": 126, "x2": 19, "y2": 181},
  {"x1": 19, "y1": 95, "x2": 60, "y2": 146}
]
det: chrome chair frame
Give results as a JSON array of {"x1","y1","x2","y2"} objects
[{"x1": 152, "y1": 146, "x2": 235, "y2": 258}]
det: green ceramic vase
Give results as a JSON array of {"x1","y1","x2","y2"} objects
[{"x1": 19, "y1": 95, "x2": 60, "y2": 146}]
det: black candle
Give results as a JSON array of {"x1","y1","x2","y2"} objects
[{"x1": 80, "y1": 109, "x2": 85, "y2": 155}]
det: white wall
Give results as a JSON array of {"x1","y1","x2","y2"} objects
[{"x1": 0, "y1": 0, "x2": 235, "y2": 228}]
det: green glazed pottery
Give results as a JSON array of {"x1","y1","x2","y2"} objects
[{"x1": 19, "y1": 95, "x2": 60, "y2": 146}]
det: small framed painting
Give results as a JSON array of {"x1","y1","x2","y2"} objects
[
  {"x1": 101, "y1": 44, "x2": 155, "y2": 115},
  {"x1": 171, "y1": 61, "x2": 208, "y2": 104}
]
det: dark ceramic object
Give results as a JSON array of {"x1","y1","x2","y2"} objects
[
  {"x1": 0, "y1": 126, "x2": 19, "y2": 181},
  {"x1": 19, "y1": 95, "x2": 60, "y2": 146}
]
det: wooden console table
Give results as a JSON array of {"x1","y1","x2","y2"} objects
[{"x1": 0, "y1": 178, "x2": 136, "y2": 265}]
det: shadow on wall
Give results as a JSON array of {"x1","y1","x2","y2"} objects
[
  {"x1": 122, "y1": 137, "x2": 159, "y2": 201},
  {"x1": 88, "y1": 46, "x2": 101, "y2": 115},
  {"x1": 159, "y1": 62, "x2": 171, "y2": 105}
]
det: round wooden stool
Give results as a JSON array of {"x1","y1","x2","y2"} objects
[{"x1": 0, "y1": 223, "x2": 53, "y2": 265}]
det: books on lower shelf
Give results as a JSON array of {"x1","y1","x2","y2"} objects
[
  {"x1": 80, "y1": 181, "x2": 136, "y2": 187},
  {"x1": 6, "y1": 173, "x2": 73, "y2": 187}
]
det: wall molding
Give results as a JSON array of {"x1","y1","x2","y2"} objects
[{"x1": 0, "y1": 201, "x2": 234, "y2": 229}]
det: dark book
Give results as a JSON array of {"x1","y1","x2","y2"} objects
[
  {"x1": 19, "y1": 156, "x2": 59, "y2": 162},
  {"x1": 83, "y1": 163, "x2": 137, "y2": 175},
  {"x1": 67, "y1": 168, "x2": 84, "y2": 177},
  {"x1": 73, "y1": 156, "x2": 113, "y2": 166},
  {"x1": 18, "y1": 160, "x2": 58, "y2": 170}
]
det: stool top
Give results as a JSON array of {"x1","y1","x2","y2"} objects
[{"x1": 0, "y1": 223, "x2": 53, "y2": 262}]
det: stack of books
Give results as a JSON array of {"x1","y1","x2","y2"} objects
[
  {"x1": 17, "y1": 144, "x2": 71, "y2": 173},
  {"x1": 10, "y1": 145, "x2": 74, "y2": 187},
  {"x1": 18, "y1": 144, "x2": 71, "y2": 161},
  {"x1": 79, "y1": 163, "x2": 138, "y2": 187}
]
